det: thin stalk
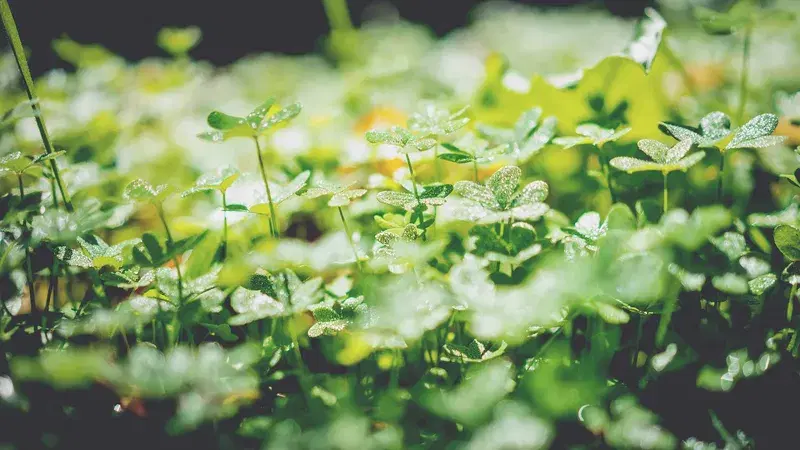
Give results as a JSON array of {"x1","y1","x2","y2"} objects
[
  {"x1": 662, "y1": 172, "x2": 669, "y2": 214},
  {"x1": 405, "y1": 154, "x2": 420, "y2": 202},
  {"x1": 221, "y1": 191, "x2": 228, "y2": 260},
  {"x1": 472, "y1": 158, "x2": 479, "y2": 182},
  {"x1": 1, "y1": 0, "x2": 72, "y2": 211},
  {"x1": 433, "y1": 141, "x2": 442, "y2": 182},
  {"x1": 253, "y1": 137, "x2": 278, "y2": 238},
  {"x1": 599, "y1": 148, "x2": 616, "y2": 203},
  {"x1": 338, "y1": 206, "x2": 362, "y2": 272},
  {"x1": 322, "y1": 0, "x2": 354, "y2": 31},
  {"x1": 18, "y1": 176, "x2": 38, "y2": 321},
  {"x1": 735, "y1": 25, "x2": 752, "y2": 124},
  {"x1": 716, "y1": 152, "x2": 725, "y2": 201},
  {"x1": 157, "y1": 206, "x2": 183, "y2": 304},
  {"x1": 787, "y1": 284, "x2": 797, "y2": 323}
]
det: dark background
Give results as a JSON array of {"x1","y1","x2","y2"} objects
[{"x1": 5, "y1": 0, "x2": 650, "y2": 76}]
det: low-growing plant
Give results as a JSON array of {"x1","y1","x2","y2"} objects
[{"x1": 2, "y1": 0, "x2": 800, "y2": 448}]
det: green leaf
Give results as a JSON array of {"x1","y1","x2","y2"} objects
[
  {"x1": 487, "y1": 166, "x2": 521, "y2": 207},
  {"x1": 609, "y1": 157, "x2": 663, "y2": 173},
  {"x1": 749, "y1": 273, "x2": 777, "y2": 296},
  {"x1": 511, "y1": 181, "x2": 548, "y2": 207},
  {"x1": 141, "y1": 233, "x2": 164, "y2": 264},
  {"x1": 637, "y1": 140, "x2": 670, "y2": 163},
  {"x1": 454, "y1": 181, "x2": 499, "y2": 209},
  {"x1": 157, "y1": 26, "x2": 201, "y2": 55},
  {"x1": 229, "y1": 288, "x2": 285, "y2": 325},
  {"x1": 376, "y1": 191, "x2": 418, "y2": 211},
  {"x1": 260, "y1": 103, "x2": 302, "y2": 131},
  {"x1": 207, "y1": 111, "x2": 246, "y2": 130},
  {"x1": 419, "y1": 184, "x2": 453, "y2": 200},
  {"x1": 246, "y1": 98, "x2": 276, "y2": 128},
  {"x1": 438, "y1": 153, "x2": 474, "y2": 164},
  {"x1": 726, "y1": 114, "x2": 781, "y2": 150},
  {"x1": 123, "y1": 179, "x2": 171, "y2": 203},
  {"x1": 775, "y1": 225, "x2": 800, "y2": 260}
]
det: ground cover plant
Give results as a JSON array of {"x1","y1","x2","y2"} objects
[{"x1": 2, "y1": 0, "x2": 800, "y2": 448}]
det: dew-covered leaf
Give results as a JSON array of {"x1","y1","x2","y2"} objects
[
  {"x1": 511, "y1": 180, "x2": 548, "y2": 207},
  {"x1": 454, "y1": 181, "x2": 499, "y2": 209},
  {"x1": 609, "y1": 157, "x2": 663, "y2": 173},
  {"x1": 260, "y1": 103, "x2": 302, "y2": 131},
  {"x1": 775, "y1": 225, "x2": 800, "y2": 260},
  {"x1": 487, "y1": 166, "x2": 521, "y2": 207},
  {"x1": 726, "y1": 114, "x2": 780, "y2": 150}
]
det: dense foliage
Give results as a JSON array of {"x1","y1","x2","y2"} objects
[{"x1": 2, "y1": 0, "x2": 800, "y2": 448}]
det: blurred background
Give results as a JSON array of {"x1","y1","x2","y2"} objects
[{"x1": 9, "y1": 0, "x2": 651, "y2": 76}]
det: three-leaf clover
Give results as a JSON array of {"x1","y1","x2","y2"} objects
[
  {"x1": 438, "y1": 133, "x2": 504, "y2": 165},
  {"x1": 55, "y1": 235, "x2": 141, "y2": 271},
  {"x1": 365, "y1": 127, "x2": 437, "y2": 154},
  {"x1": 376, "y1": 183, "x2": 453, "y2": 213},
  {"x1": 452, "y1": 165, "x2": 549, "y2": 224},
  {"x1": 123, "y1": 179, "x2": 174, "y2": 205},
  {"x1": 303, "y1": 181, "x2": 368, "y2": 207},
  {"x1": 0, "y1": 151, "x2": 66, "y2": 179},
  {"x1": 659, "y1": 111, "x2": 733, "y2": 148},
  {"x1": 307, "y1": 296, "x2": 368, "y2": 338},
  {"x1": 610, "y1": 139, "x2": 705, "y2": 174},
  {"x1": 476, "y1": 107, "x2": 557, "y2": 161},
  {"x1": 407, "y1": 104, "x2": 470, "y2": 138},
  {"x1": 553, "y1": 124, "x2": 631, "y2": 149},
  {"x1": 181, "y1": 167, "x2": 240, "y2": 198},
  {"x1": 198, "y1": 98, "x2": 302, "y2": 143}
]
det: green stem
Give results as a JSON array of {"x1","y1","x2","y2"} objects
[
  {"x1": 322, "y1": 0, "x2": 354, "y2": 31},
  {"x1": 221, "y1": 192, "x2": 228, "y2": 260},
  {"x1": 405, "y1": 154, "x2": 420, "y2": 201},
  {"x1": 735, "y1": 25, "x2": 752, "y2": 124},
  {"x1": 157, "y1": 206, "x2": 183, "y2": 304},
  {"x1": 472, "y1": 158, "x2": 479, "y2": 183},
  {"x1": 717, "y1": 151, "x2": 725, "y2": 202},
  {"x1": 599, "y1": 148, "x2": 616, "y2": 204},
  {"x1": 0, "y1": 0, "x2": 72, "y2": 211},
  {"x1": 338, "y1": 206, "x2": 362, "y2": 272},
  {"x1": 18, "y1": 176, "x2": 38, "y2": 322},
  {"x1": 433, "y1": 142, "x2": 442, "y2": 182},
  {"x1": 253, "y1": 137, "x2": 278, "y2": 238},
  {"x1": 787, "y1": 284, "x2": 797, "y2": 323},
  {"x1": 662, "y1": 172, "x2": 669, "y2": 214}
]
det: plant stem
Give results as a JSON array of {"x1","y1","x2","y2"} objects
[
  {"x1": 253, "y1": 137, "x2": 278, "y2": 238},
  {"x1": 1, "y1": 0, "x2": 72, "y2": 211},
  {"x1": 599, "y1": 149, "x2": 616, "y2": 204},
  {"x1": 157, "y1": 206, "x2": 183, "y2": 304},
  {"x1": 735, "y1": 25, "x2": 752, "y2": 124},
  {"x1": 433, "y1": 141, "x2": 442, "y2": 182},
  {"x1": 405, "y1": 154, "x2": 420, "y2": 202},
  {"x1": 338, "y1": 206, "x2": 362, "y2": 272},
  {"x1": 322, "y1": 0, "x2": 354, "y2": 31},
  {"x1": 221, "y1": 192, "x2": 228, "y2": 260},
  {"x1": 18, "y1": 175, "x2": 38, "y2": 322},
  {"x1": 716, "y1": 152, "x2": 725, "y2": 202},
  {"x1": 472, "y1": 158, "x2": 479, "y2": 183},
  {"x1": 787, "y1": 284, "x2": 797, "y2": 323},
  {"x1": 662, "y1": 172, "x2": 669, "y2": 214}
]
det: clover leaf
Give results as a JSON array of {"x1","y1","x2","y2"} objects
[
  {"x1": 376, "y1": 183, "x2": 453, "y2": 212},
  {"x1": 303, "y1": 181, "x2": 367, "y2": 207},
  {"x1": 157, "y1": 26, "x2": 201, "y2": 56},
  {"x1": 553, "y1": 124, "x2": 631, "y2": 149},
  {"x1": 181, "y1": 167, "x2": 240, "y2": 197},
  {"x1": 407, "y1": 104, "x2": 470, "y2": 138},
  {"x1": 55, "y1": 235, "x2": 141, "y2": 271},
  {"x1": 438, "y1": 133, "x2": 505, "y2": 165},
  {"x1": 365, "y1": 126, "x2": 437, "y2": 154},
  {"x1": 307, "y1": 296, "x2": 367, "y2": 338},
  {"x1": 610, "y1": 139, "x2": 705, "y2": 174},
  {"x1": 123, "y1": 179, "x2": 173, "y2": 204},
  {"x1": 659, "y1": 111, "x2": 733, "y2": 148},
  {"x1": 775, "y1": 225, "x2": 800, "y2": 261},
  {"x1": 476, "y1": 107, "x2": 557, "y2": 161},
  {"x1": 0, "y1": 150, "x2": 66, "y2": 178},
  {"x1": 724, "y1": 113, "x2": 785, "y2": 150},
  {"x1": 452, "y1": 165, "x2": 549, "y2": 224},
  {"x1": 197, "y1": 99, "x2": 302, "y2": 142}
]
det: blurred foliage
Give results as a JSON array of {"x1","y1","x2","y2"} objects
[{"x1": 1, "y1": 0, "x2": 800, "y2": 448}]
